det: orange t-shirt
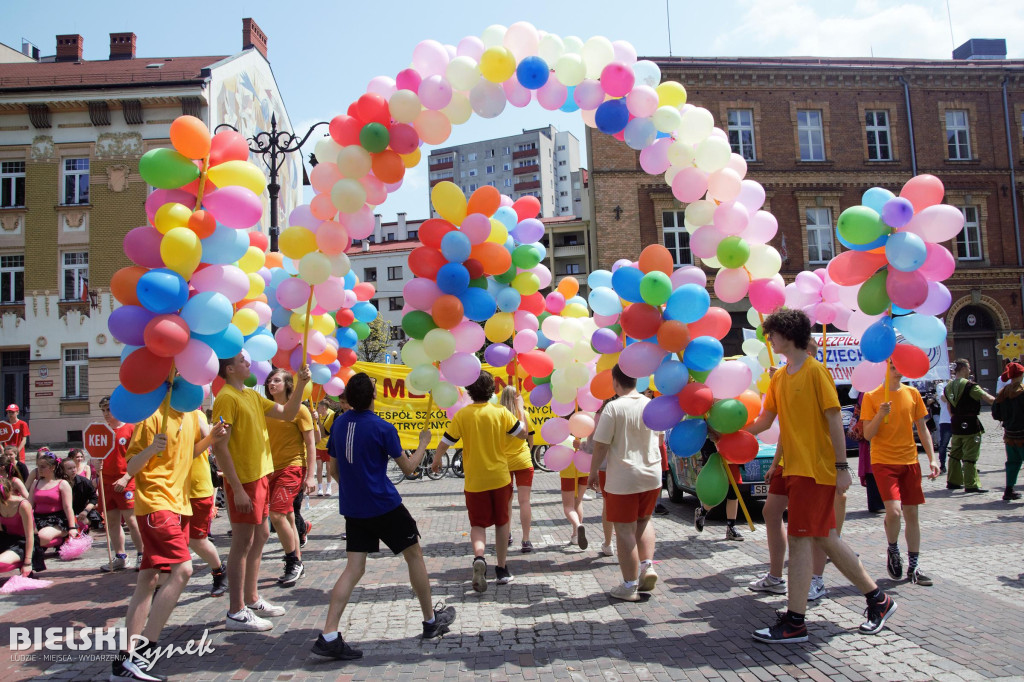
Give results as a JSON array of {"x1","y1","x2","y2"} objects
[
  {"x1": 266, "y1": 404, "x2": 314, "y2": 471},
  {"x1": 862, "y1": 384, "x2": 928, "y2": 466}
]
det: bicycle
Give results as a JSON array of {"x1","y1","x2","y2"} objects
[
  {"x1": 392, "y1": 450, "x2": 450, "y2": 482},
  {"x1": 532, "y1": 444, "x2": 552, "y2": 472},
  {"x1": 449, "y1": 450, "x2": 464, "y2": 478}
]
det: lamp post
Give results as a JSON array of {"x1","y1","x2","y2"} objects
[{"x1": 215, "y1": 114, "x2": 329, "y2": 252}]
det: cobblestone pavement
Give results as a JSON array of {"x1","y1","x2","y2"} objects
[{"x1": 2, "y1": 413, "x2": 1024, "y2": 681}]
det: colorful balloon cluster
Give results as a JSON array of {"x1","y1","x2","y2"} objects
[{"x1": 107, "y1": 116, "x2": 275, "y2": 423}]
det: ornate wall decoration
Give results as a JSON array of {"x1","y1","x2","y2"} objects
[
  {"x1": 105, "y1": 164, "x2": 131, "y2": 193},
  {"x1": 95, "y1": 132, "x2": 143, "y2": 158},
  {"x1": 30, "y1": 135, "x2": 55, "y2": 161}
]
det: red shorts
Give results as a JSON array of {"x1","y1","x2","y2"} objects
[
  {"x1": 98, "y1": 476, "x2": 136, "y2": 511},
  {"x1": 560, "y1": 476, "x2": 589, "y2": 493},
  {"x1": 464, "y1": 484, "x2": 513, "y2": 528},
  {"x1": 786, "y1": 476, "x2": 837, "y2": 538},
  {"x1": 138, "y1": 510, "x2": 191, "y2": 571},
  {"x1": 186, "y1": 495, "x2": 215, "y2": 540},
  {"x1": 510, "y1": 467, "x2": 534, "y2": 488},
  {"x1": 872, "y1": 463, "x2": 926, "y2": 506},
  {"x1": 268, "y1": 465, "x2": 305, "y2": 514},
  {"x1": 660, "y1": 443, "x2": 669, "y2": 472},
  {"x1": 225, "y1": 476, "x2": 270, "y2": 525},
  {"x1": 598, "y1": 471, "x2": 607, "y2": 494},
  {"x1": 316, "y1": 448, "x2": 331, "y2": 464},
  {"x1": 604, "y1": 487, "x2": 660, "y2": 523},
  {"x1": 768, "y1": 465, "x2": 788, "y2": 496}
]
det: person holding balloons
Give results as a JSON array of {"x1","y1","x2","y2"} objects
[
  {"x1": 693, "y1": 437, "x2": 744, "y2": 541},
  {"x1": 747, "y1": 309, "x2": 897, "y2": 644},
  {"x1": 498, "y1": 386, "x2": 535, "y2": 554},
  {"x1": 211, "y1": 353, "x2": 311, "y2": 632}
]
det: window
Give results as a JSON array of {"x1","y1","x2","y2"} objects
[
  {"x1": 727, "y1": 109, "x2": 756, "y2": 161},
  {"x1": 504, "y1": 178, "x2": 512, "y2": 187},
  {"x1": 515, "y1": 143, "x2": 536, "y2": 152},
  {"x1": 516, "y1": 160, "x2": 533, "y2": 168},
  {"x1": 388, "y1": 266, "x2": 403, "y2": 280},
  {"x1": 62, "y1": 158, "x2": 89, "y2": 204},
  {"x1": 559, "y1": 175, "x2": 568, "y2": 181},
  {"x1": 565, "y1": 264, "x2": 581, "y2": 275},
  {"x1": 562, "y1": 236, "x2": 579, "y2": 246},
  {"x1": 946, "y1": 110, "x2": 972, "y2": 160},
  {"x1": 389, "y1": 296, "x2": 404, "y2": 311},
  {"x1": 503, "y1": 146, "x2": 511, "y2": 155},
  {"x1": 390, "y1": 327, "x2": 407, "y2": 341},
  {"x1": 662, "y1": 211, "x2": 692, "y2": 266},
  {"x1": 957, "y1": 206, "x2": 982, "y2": 260},
  {"x1": 557, "y1": 144, "x2": 566, "y2": 151},
  {"x1": 503, "y1": 163, "x2": 512, "y2": 171},
  {"x1": 468, "y1": 183, "x2": 478, "y2": 192},
  {"x1": 431, "y1": 169, "x2": 453, "y2": 180},
  {"x1": 806, "y1": 208, "x2": 834, "y2": 264},
  {"x1": 431, "y1": 154, "x2": 453, "y2": 165},
  {"x1": 1, "y1": 161, "x2": 25, "y2": 208},
  {"x1": 865, "y1": 111, "x2": 892, "y2": 161},
  {"x1": 468, "y1": 169, "x2": 477, "y2": 177},
  {"x1": 0, "y1": 254, "x2": 24, "y2": 304},
  {"x1": 460, "y1": 170, "x2": 467, "y2": 179},
  {"x1": 485, "y1": 149, "x2": 494, "y2": 158},
  {"x1": 558, "y1": 160, "x2": 567, "y2": 166},
  {"x1": 364, "y1": 267, "x2": 377, "y2": 282},
  {"x1": 459, "y1": 155, "x2": 465, "y2": 162},
  {"x1": 797, "y1": 110, "x2": 825, "y2": 161},
  {"x1": 407, "y1": 230, "x2": 418, "y2": 241},
  {"x1": 467, "y1": 152, "x2": 477, "y2": 161},
  {"x1": 61, "y1": 251, "x2": 88, "y2": 301},
  {"x1": 384, "y1": 232, "x2": 393, "y2": 242},
  {"x1": 486, "y1": 165, "x2": 495, "y2": 174},
  {"x1": 559, "y1": 191, "x2": 568, "y2": 197},
  {"x1": 367, "y1": 235, "x2": 375, "y2": 243},
  {"x1": 63, "y1": 347, "x2": 88, "y2": 399}
]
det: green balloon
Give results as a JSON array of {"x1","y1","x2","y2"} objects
[
  {"x1": 707, "y1": 399, "x2": 748, "y2": 434},
  {"x1": 689, "y1": 368, "x2": 711, "y2": 383},
  {"x1": 716, "y1": 235, "x2": 750, "y2": 269},
  {"x1": 837, "y1": 205, "x2": 888, "y2": 245},
  {"x1": 243, "y1": 375, "x2": 258, "y2": 388},
  {"x1": 351, "y1": 320, "x2": 370, "y2": 341},
  {"x1": 359, "y1": 123, "x2": 390, "y2": 153},
  {"x1": 139, "y1": 148, "x2": 201, "y2": 189},
  {"x1": 755, "y1": 325, "x2": 765, "y2": 342},
  {"x1": 512, "y1": 244, "x2": 542, "y2": 269},
  {"x1": 401, "y1": 311, "x2": 436, "y2": 340},
  {"x1": 696, "y1": 452, "x2": 729, "y2": 507},
  {"x1": 533, "y1": 374, "x2": 551, "y2": 385},
  {"x1": 469, "y1": 277, "x2": 488, "y2": 290},
  {"x1": 857, "y1": 270, "x2": 890, "y2": 316},
  {"x1": 639, "y1": 271, "x2": 672, "y2": 306},
  {"x1": 494, "y1": 263, "x2": 517, "y2": 285}
]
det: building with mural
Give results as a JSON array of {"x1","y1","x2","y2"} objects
[{"x1": 0, "y1": 19, "x2": 300, "y2": 443}]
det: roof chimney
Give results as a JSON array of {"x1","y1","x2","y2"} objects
[
  {"x1": 109, "y1": 32, "x2": 136, "y2": 60},
  {"x1": 953, "y1": 38, "x2": 1007, "y2": 60},
  {"x1": 242, "y1": 18, "x2": 268, "y2": 60},
  {"x1": 55, "y1": 34, "x2": 83, "y2": 62}
]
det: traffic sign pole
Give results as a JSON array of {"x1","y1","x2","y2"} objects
[{"x1": 83, "y1": 422, "x2": 116, "y2": 569}]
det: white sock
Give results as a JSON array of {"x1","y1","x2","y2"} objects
[
  {"x1": 229, "y1": 609, "x2": 248, "y2": 619},
  {"x1": 322, "y1": 631, "x2": 339, "y2": 642},
  {"x1": 424, "y1": 616, "x2": 435, "y2": 625},
  {"x1": 639, "y1": 560, "x2": 653, "y2": 571},
  {"x1": 623, "y1": 580, "x2": 639, "y2": 588},
  {"x1": 812, "y1": 574, "x2": 823, "y2": 582}
]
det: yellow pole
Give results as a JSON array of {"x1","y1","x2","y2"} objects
[
  {"x1": 822, "y1": 324, "x2": 827, "y2": 369},
  {"x1": 725, "y1": 463, "x2": 755, "y2": 532},
  {"x1": 300, "y1": 292, "x2": 314, "y2": 368}
]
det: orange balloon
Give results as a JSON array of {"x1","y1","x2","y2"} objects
[
  {"x1": 688, "y1": 306, "x2": 732, "y2": 340},
  {"x1": 371, "y1": 150, "x2": 405, "y2": 184},
  {"x1": 169, "y1": 115, "x2": 211, "y2": 159},
  {"x1": 337, "y1": 366, "x2": 356, "y2": 384},
  {"x1": 556, "y1": 277, "x2": 579, "y2": 299},
  {"x1": 310, "y1": 193, "x2": 338, "y2": 220},
  {"x1": 656, "y1": 320, "x2": 691, "y2": 353},
  {"x1": 188, "y1": 209, "x2": 217, "y2": 239},
  {"x1": 591, "y1": 369, "x2": 615, "y2": 400},
  {"x1": 432, "y1": 294, "x2": 465, "y2": 329},
  {"x1": 265, "y1": 252, "x2": 284, "y2": 269},
  {"x1": 471, "y1": 241, "x2": 512, "y2": 275},
  {"x1": 111, "y1": 266, "x2": 147, "y2": 306},
  {"x1": 467, "y1": 185, "x2": 501, "y2": 217},
  {"x1": 638, "y1": 244, "x2": 674, "y2": 275},
  {"x1": 737, "y1": 389, "x2": 764, "y2": 428},
  {"x1": 313, "y1": 346, "x2": 338, "y2": 364}
]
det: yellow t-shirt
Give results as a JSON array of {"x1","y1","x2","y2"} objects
[
  {"x1": 316, "y1": 410, "x2": 336, "y2": 450},
  {"x1": 267, "y1": 404, "x2": 314, "y2": 471},
  {"x1": 505, "y1": 411, "x2": 534, "y2": 472},
  {"x1": 862, "y1": 384, "x2": 928, "y2": 466},
  {"x1": 559, "y1": 462, "x2": 587, "y2": 480},
  {"x1": 126, "y1": 409, "x2": 202, "y2": 516},
  {"x1": 444, "y1": 402, "x2": 520, "y2": 493},
  {"x1": 188, "y1": 412, "x2": 214, "y2": 500},
  {"x1": 211, "y1": 384, "x2": 275, "y2": 485},
  {"x1": 764, "y1": 356, "x2": 841, "y2": 485}
]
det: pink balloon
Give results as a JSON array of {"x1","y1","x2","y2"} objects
[
  {"x1": 576, "y1": 387, "x2": 604, "y2": 412},
  {"x1": 514, "y1": 310, "x2": 539, "y2": 332},
  {"x1": 124, "y1": 226, "x2": 165, "y2": 268},
  {"x1": 513, "y1": 329, "x2": 538, "y2": 353},
  {"x1": 502, "y1": 75, "x2": 532, "y2": 108},
  {"x1": 917, "y1": 242, "x2": 956, "y2": 281},
  {"x1": 313, "y1": 278, "x2": 346, "y2": 310},
  {"x1": 886, "y1": 269, "x2": 928, "y2": 309},
  {"x1": 536, "y1": 79, "x2": 568, "y2": 111},
  {"x1": 852, "y1": 360, "x2": 888, "y2": 393},
  {"x1": 175, "y1": 339, "x2": 219, "y2": 386},
  {"x1": 741, "y1": 210, "x2": 778, "y2": 244},
  {"x1": 899, "y1": 174, "x2": 945, "y2": 213},
  {"x1": 395, "y1": 68, "x2": 422, "y2": 92},
  {"x1": 749, "y1": 279, "x2": 785, "y2": 314},
  {"x1": 785, "y1": 283, "x2": 817, "y2": 309},
  {"x1": 289, "y1": 204, "x2": 321, "y2": 231},
  {"x1": 670, "y1": 265, "x2": 707, "y2": 289},
  {"x1": 439, "y1": 352, "x2": 481, "y2": 387},
  {"x1": 593, "y1": 313, "x2": 621, "y2": 327},
  {"x1": 418, "y1": 75, "x2": 453, "y2": 110},
  {"x1": 572, "y1": 449, "x2": 593, "y2": 474},
  {"x1": 403, "y1": 278, "x2": 441, "y2": 310},
  {"x1": 758, "y1": 419, "x2": 780, "y2": 445},
  {"x1": 848, "y1": 311, "x2": 882, "y2": 339},
  {"x1": 713, "y1": 201, "x2": 750, "y2": 236},
  {"x1": 545, "y1": 292, "x2": 566, "y2": 314},
  {"x1": 916, "y1": 281, "x2": 952, "y2": 316},
  {"x1": 714, "y1": 267, "x2": 750, "y2": 303},
  {"x1": 544, "y1": 444, "x2": 574, "y2": 471},
  {"x1": 671, "y1": 167, "x2": 709, "y2": 203},
  {"x1": 360, "y1": 175, "x2": 388, "y2": 205},
  {"x1": 306, "y1": 331, "x2": 327, "y2": 356},
  {"x1": 146, "y1": 189, "x2": 196, "y2": 225},
  {"x1": 600, "y1": 62, "x2": 635, "y2": 97},
  {"x1": 202, "y1": 186, "x2": 263, "y2": 230},
  {"x1": 736, "y1": 180, "x2": 766, "y2": 212},
  {"x1": 573, "y1": 80, "x2": 605, "y2": 109},
  {"x1": 541, "y1": 417, "x2": 570, "y2": 443},
  {"x1": 452, "y1": 320, "x2": 485, "y2": 353},
  {"x1": 626, "y1": 85, "x2": 659, "y2": 118},
  {"x1": 617, "y1": 341, "x2": 666, "y2": 379},
  {"x1": 706, "y1": 361, "x2": 752, "y2": 399},
  {"x1": 550, "y1": 399, "x2": 577, "y2": 416},
  {"x1": 639, "y1": 138, "x2": 672, "y2": 175},
  {"x1": 324, "y1": 376, "x2": 346, "y2": 396},
  {"x1": 795, "y1": 271, "x2": 823, "y2": 295},
  {"x1": 276, "y1": 277, "x2": 311, "y2": 309},
  {"x1": 902, "y1": 204, "x2": 965, "y2": 244},
  {"x1": 242, "y1": 301, "x2": 272, "y2": 326},
  {"x1": 691, "y1": 226, "x2": 725, "y2": 259},
  {"x1": 707, "y1": 168, "x2": 742, "y2": 202},
  {"x1": 832, "y1": 307, "x2": 853, "y2": 331},
  {"x1": 191, "y1": 264, "x2": 250, "y2": 302},
  {"x1": 340, "y1": 206, "x2": 375, "y2": 240},
  {"x1": 568, "y1": 412, "x2": 596, "y2": 438},
  {"x1": 275, "y1": 326, "x2": 301, "y2": 351},
  {"x1": 461, "y1": 214, "x2": 492, "y2": 244},
  {"x1": 533, "y1": 264, "x2": 552, "y2": 289}
]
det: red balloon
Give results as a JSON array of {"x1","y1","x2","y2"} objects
[
  {"x1": 621, "y1": 303, "x2": 663, "y2": 340},
  {"x1": 408, "y1": 246, "x2": 447, "y2": 279},
  {"x1": 144, "y1": 315, "x2": 191, "y2": 358},
  {"x1": 387, "y1": 123, "x2": 420, "y2": 154},
  {"x1": 329, "y1": 114, "x2": 363, "y2": 147},
  {"x1": 891, "y1": 343, "x2": 930, "y2": 379},
  {"x1": 211, "y1": 375, "x2": 225, "y2": 397},
  {"x1": 518, "y1": 350, "x2": 554, "y2": 378},
  {"x1": 678, "y1": 382, "x2": 714, "y2": 416},
  {"x1": 827, "y1": 250, "x2": 888, "y2": 286},
  {"x1": 272, "y1": 347, "x2": 292, "y2": 370},
  {"x1": 717, "y1": 430, "x2": 759, "y2": 464},
  {"x1": 119, "y1": 348, "x2": 173, "y2": 395},
  {"x1": 337, "y1": 347, "x2": 358, "y2": 367},
  {"x1": 248, "y1": 231, "x2": 269, "y2": 252},
  {"x1": 512, "y1": 195, "x2": 541, "y2": 221},
  {"x1": 523, "y1": 377, "x2": 536, "y2": 392},
  {"x1": 209, "y1": 130, "x2": 250, "y2": 166},
  {"x1": 519, "y1": 292, "x2": 546, "y2": 316},
  {"x1": 356, "y1": 93, "x2": 391, "y2": 126},
  {"x1": 419, "y1": 219, "x2": 456, "y2": 249},
  {"x1": 335, "y1": 308, "x2": 355, "y2": 327},
  {"x1": 353, "y1": 282, "x2": 376, "y2": 301},
  {"x1": 687, "y1": 307, "x2": 731, "y2": 340},
  {"x1": 464, "y1": 258, "x2": 484, "y2": 280}
]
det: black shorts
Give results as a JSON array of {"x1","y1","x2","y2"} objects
[
  {"x1": 345, "y1": 504, "x2": 420, "y2": 555},
  {"x1": 35, "y1": 512, "x2": 68, "y2": 532},
  {"x1": 0, "y1": 533, "x2": 26, "y2": 560}
]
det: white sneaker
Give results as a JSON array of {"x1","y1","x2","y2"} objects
[
  {"x1": 600, "y1": 544, "x2": 614, "y2": 556},
  {"x1": 325, "y1": 483, "x2": 333, "y2": 496},
  {"x1": 247, "y1": 598, "x2": 286, "y2": 617},
  {"x1": 808, "y1": 578, "x2": 828, "y2": 601},
  {"x1": 582, "y1": 490, "x2": 596, "y2": 500},
  {"x1": 226, "y1": 608, "x2": 273, "y2": 631},
  {"x1": 638, "y1": 564, "x2": 658, "y2": 592},
  {"x1": 748, "y1": 572, "x2": 787, "y2": 594}
]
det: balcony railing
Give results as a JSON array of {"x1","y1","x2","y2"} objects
[
  {"x1": 513, "y1": 163, "x2": 539, "y2": 176},
  {"x1": 553, "y1": 244, "x2": 586, "y2": 258},
  {"x1": 515, "y1": 180, "x2": 540, "y2": 191},
  {"x1": 512, "y1": 149, "x2": 538, "y2": 160}
]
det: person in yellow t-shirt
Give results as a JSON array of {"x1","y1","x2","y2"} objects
[
  {"x1": 863, "y1": 367, "x2": 938, "y2": 587},
  {"x1": 499, "y1": 386, "x2": 535, "y2": 553},
  {"x1": 434, "y1": 371, "x2": 527, "y2": 592},
  {"x1": 746, "y1": 309, "x2": 896, "y2": 644},
  {"x1": 111, "y1": 407, "x2": 225, "y2": 680},
  {"x1": 211, "y1": 352, "x2": 310, "y2": 632},
  {"x1": 264, "y1": 369, "x2": 316, "y2": 588},
  {"x1": 185, "y1": 411, "x2": 226, "y2": 597},
  {"x1": 314, "y1": 399, "x2": 339, "y2": 497}
]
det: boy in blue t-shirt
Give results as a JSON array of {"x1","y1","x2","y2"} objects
[{"x1": 312, "y1": 373, "x2": 456, "y2": 660}]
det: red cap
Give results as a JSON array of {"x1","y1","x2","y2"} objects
[{"x1": 5, "y1": 404, "x2": 18, "y2": 413}]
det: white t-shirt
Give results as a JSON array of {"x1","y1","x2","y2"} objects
[
  {"x1": 592, "y1": 391, "x2": 661, "y2": 495},
  {"x1": 936, "y1": 381, "x2": 951, "y2": 424}
]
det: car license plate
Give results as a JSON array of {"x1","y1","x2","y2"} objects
[{"x1": 752, "y1": 484, "x2": 769, "y2": 497}]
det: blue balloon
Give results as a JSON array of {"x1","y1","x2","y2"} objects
[
  {"x1": 282, "y1": 258, "x2": 299, "y2": 276},
  {"x1": 310, "y1": 363, "x2": 332, "y2": 384},
  {"x1": 109, "y1": 383, "x2": 169, "y2": 424},
  {"x1": 460, "y1": 287, "x2": 496, "y2": 321},
  {"x1": 559, "y1": 86, "x2": 579, "y2": 112},
  {"x1": 861, "y1": 317, "x2": 897, "y2": 363},
  {"x1": 269, "y1": 268, "x2": 290, "y2": 287},
  {"x1": 437, "y1": 262, "x2": 470, "y2": 295},
  {"x1": 595, "y1": 98, "x2": 630, "y2": 135},
  {"x1": 894, "y1": 313, "x2": 947, "y2": 349},
  {"x1": 516, "y1": 56, "x2": 549, "y2": 89},
  {"x1": 623, "y1": 117, "x2": 656, "y2": 150},
  {"x1": 531, "y1": 242, "x2": 546, "y2": 261},
  {"x1": 837, "y1": 229, "x2": 888, "y2": 252},
  {"x1": 336, "y1": 327, "x2": 358, "y2": 348},
  {"x1": 244, "y1": 333, "x2": 277, "y2": 362},
  {"x1": 182, "y1": 291, "x2": 233, "y2": 335},
  {"x1": 862, "y1": 186, "x2": 896, "y2": 214},
  {"x1": 654, "y1": 360, "x2": 690, "y2": 395},
  {"x1": 193, "y1": 325, "x2": 244, "y2": 359},
  {"x1": 669, "y1": 419, "x2": 708, "y2": 457},
  {"x1": 440, "y1": 231, "x2": 472, "y2": 263},
  {"x1": 270, "y1": 305, "x2": 293, "y2": 328},
  {"x1": 136, "y1": 269, "x2": 188, "y2": 314},
  {"x1": 636, "y1": 376, "x2": 650, "y2": 393},
  {"x1": 494, "y1": 206, "x2": 518, "y2": 231},
  {"x1": 588, "y1": 269, "x2": 614, "y2": 290},
  {"x1": 343, "y1": 271, "x2": 357, "y2": 289},
  {"x1": 495, "y1": 286, "x2": 521, "y2": 313},
  {"x1": 566, "y1": 295, "x2": 588, "y2": 309},
  {"x1": 169, "y1": 377, "x2": 205, "y2": 412},
  {"x1": 611, "y1": 266, "x2": 644, "y2": 303},
  {"x1": 589, "y1": 286, "x2": 622, "y2": 316},
  {"x1": 200, "y1": 223, "x2": 249, "y2": 264},
  {"x1": 352, "y1": 301, "x2": 378, "y2": 323},
  {"x1": 683, "y1": 336, "x2": 724, "y2": 372},
  {"x1": 665, "y1": 284, "x2": 711, "y2": 324},
  {"x1": 886, "y1": 231, "x2": 927, "y2": 272}
]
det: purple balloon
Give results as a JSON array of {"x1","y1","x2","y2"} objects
[
  {"x1": 288, "y1": 204, "x2": 322, "y2": 231},
  {"x1": 530, "y1": 383, "x2": 552, "y2": 407},
  {"x1": 511, "y1": 218, "x2": 545, "y2": 244},
  {"x1": 643, "y1": 395, "x2": 686, "y2": 431},
  {"x1": 484, "y1": 343, "x2": 515, "y2": 367},
  {"x1": 108, "y1": 305, "x2": 157, "y2": 346},
  {"x1": 124, "y1": 226, "x2": 165, "y2": 268},
  {"x1": 592, "y1": 327, "x2": 624, "y2": 354},
  {"x1": 881, "y1": 197, "x2": 915, "y2": 228}
]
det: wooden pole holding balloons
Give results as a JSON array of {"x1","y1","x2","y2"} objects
[
  {"x1": 821, "y1": 324, "x2": 827, "y2": 370},
  {"x1": 724, "y1": 464, "x2": 756, "y2": 532},
  {"x1": 300, "y1": 292, "x2": 314, "y2": 369}
]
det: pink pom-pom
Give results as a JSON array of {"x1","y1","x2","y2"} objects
[
  {"x1": 59, "y1": 533, "x2": 94, "y2": 561},
  {"x1": 0, "y1": 574, "x2": 53, "y2": 593}
]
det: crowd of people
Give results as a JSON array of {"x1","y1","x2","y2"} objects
[{"x1": 2, "y1": 308, "x2": 1023, "y2": 680}]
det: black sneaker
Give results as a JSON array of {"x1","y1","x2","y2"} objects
[
  {"x1": 311, "y1": 633, "x2": 362, "y2": 660},
  {"x1": 422, "y1": 603, "x2": 457, "y2": 639},
  {"x1": 472, "y1": 557, "x2": 487, "y2": 592},
  {"x1": 110, "y1": 651, "x2": 166, "y2": 681},
  {"x1": 859, "y1": 594, "x2": 898, "y2": 634},
  {"x1": 495, "y1": 565, "x2": 515, "y2": 585},
  {"x1": 965, "y1": 487, "x2": 989, "y2": 493},
  {"x1": 752, "y1": 612, "x2": 809, "y2": 644},
  {"x1": 886, "y1": 548, "x2": 903, "y2": 579},
  {"x1": 654, "y1": 504, "x2": 669, "y2": 516},
  {"x1": 908, "y1": 567, "x2": 933, "y2": 586},
  {"x1": 211, "y1": 567, "x2": 227, "y2": 597},
  {"x1": 577, "y1": 525, "x2": 588, "y2": 550},
  {"x1": 946, "y1": 483, "x2": 962, "y2": 490},
  {"x1": 1003, "y1": 489, "x2": 1022, "y2": 501},
  {"x1": 278, "y1": 556, "x2": 304, "y2": 587},
  {"x1": 725, "y1": 525, "x2": 744, "y2": 541},
  {"x1": 694, "y1": 507, "x2": 708, "y2": 533}
]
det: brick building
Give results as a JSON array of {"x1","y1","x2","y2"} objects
[
  {"x1": 0, "y1": 19, "x2": 300, "y2": 443},
  {"x1": 589, "y1": 44, "x2": 1024, "y2": 390}
]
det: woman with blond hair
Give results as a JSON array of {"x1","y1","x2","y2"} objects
[{"x1": 499, "y1": 386, "x2": 535, "y2": 553}]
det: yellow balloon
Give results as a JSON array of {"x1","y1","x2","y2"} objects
[
  {"x1": 431, "y1": 181, "x2": 467, "y2": 225},
  {"x1": 400, "y1": 148, "x2": 421, "y2": 168},
  {"x1": 597, "y1": 352, "x2": 620, "y2": 373},
  {"x1": 656, "y1": 81, "x2": 687, "y2": 108},
  {"x1": 511, "y1": 272, "x2": 540, "y2": 296},
  {"x1": 479, "y1": 46, "x2": 516, "y2": 83},
  {"x1": 279, "y1": 226, "x2": 317, "y2": 260},
  {"x1": 302, "y1": 382, "x2": 313, "y2": 400},
  {"x1": 486, "y1": 220, "x2": 508, "y2": 244},
  {"x1": 237, "y1": 245, "x2": 266, "y2": 273},
  {"x1": 484, "y1": 312, "x2": 514, "y2": 343},
  {"x1": 756, "y1": 371, "x2": 771, "y2": 394},
  {"x1": 336, "y1": 146, "x2": 372, "y2": 179},
  {"x1": 289, "y1": 312, "x2": 310, "y2": 333},
  {"x1": 313, "y1": 313, "x2": 336, "y2": 336},
  {"x1": 246, "y1": 272, "x2": 265, "y2": 299},
  {"x1": 561, "y1": 302, "x2": 589, "y2": 318},
  {"x1": 232, "y1": 308, "x2": 259, "y2": 336},
  {"x1": 154, "y1": 203, "x2": 191, "y2": 235},
  {"x1": 160, "y1": 227, "x2": 200, "y2": 268},
  {"x1": 206, "y1": 160, "x2": 267, "y2": 196}
]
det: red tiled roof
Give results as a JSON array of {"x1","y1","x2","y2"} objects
[
  {"x1": 347, "y1": 239, "x2": 418, "y2": 256},
  {"x1": 0, "y1": 55, "x2": 229, "y2": 92}
]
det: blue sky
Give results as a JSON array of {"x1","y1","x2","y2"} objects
[{"x1": 5, "y1": 0, "x2": 1021, "y2": 220}]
